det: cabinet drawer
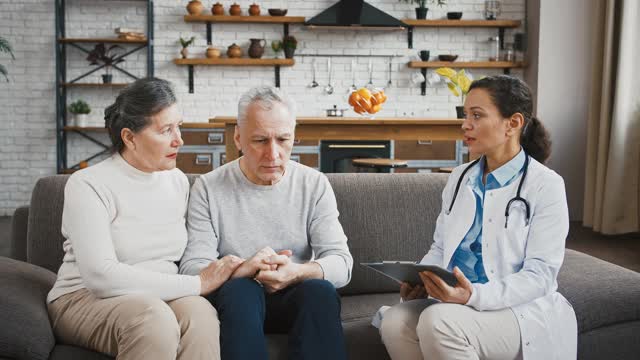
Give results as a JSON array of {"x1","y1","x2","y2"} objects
[
  {"x1": 177, "y1": 153, "x2": 214, "y2": 174},
  {"x1": 181, "y1": 130, "x2": 225, "y2": 146},
  {"x1": 394, "y1": 140, "x2": 456, "y2": 160},
  {"x1": 290, "y1": 153, "x2": 318, "y2": 168}
]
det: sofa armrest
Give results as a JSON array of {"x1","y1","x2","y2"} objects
[
  {"x1": 0, "y1": 256, "x2": 56, "y2": 360},
  {"x1": 10, "y1": 206, "x2": 29, "y2": 262}
]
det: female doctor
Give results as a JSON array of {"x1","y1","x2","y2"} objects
[{"x1": 379, "y1": 75, "x2": 577, "y2": 360}]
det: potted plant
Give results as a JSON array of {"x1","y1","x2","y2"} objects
[
  {"x1": 401, "y1": 0, "x2": 447, "y2": 20},
  {"x1": 86, "y1": 44, "x2": 124, "y2": 84},
  {"x1": 435, "y1": 67, "x2": 472, "y2": 118},
  {"x1": 0, "y1": 35, "x2": 15, "y2": 82},
  {"x1": 271, "y1": 40, "x2": 283, "y2": 58},
  {"x1": 68, "y1": 100, "x2": 91, "y2": 127},
  {"x1": 179, "y1": 36, "x2": 196, "y2": 59},
  {"x1": 282, "y1": 35, "x2": 297, "y2": 59}
]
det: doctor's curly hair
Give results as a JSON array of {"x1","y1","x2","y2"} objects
[{"x1": 469, "y1": 75, "x2": 551, "y2": 163}]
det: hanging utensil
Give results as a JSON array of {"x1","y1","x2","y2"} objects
[
  {"x1": 349, "y1": 59, "x2": 358, "y2": 93},
  {"x1": 387, "y1": 58, "x2": 392, "y2": 88},
  {"x1": 324, "y1": 58, "x2": 334, "y2": 94},
  {"x1": 309, "y1": 59, "x2": 319, "y2": 88},
  {"x1": 367, "y1": 59, "x2": 373, "y2": 87}
]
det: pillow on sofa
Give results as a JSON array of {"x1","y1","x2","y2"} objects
[{"x1": 0, "y1": 256, "x2": 56, "y2": 360}]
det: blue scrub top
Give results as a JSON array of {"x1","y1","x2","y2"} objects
[{"x1": 449, "y1": 149, "x2": 526, "y2": 283}]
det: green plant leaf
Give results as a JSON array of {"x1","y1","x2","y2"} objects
[
  {"x1": 0, "y1": 64, "x2": 8, "y2": 81},
  {"x1": 0, "y1": 37, "x2": 15, "y2": 59}
]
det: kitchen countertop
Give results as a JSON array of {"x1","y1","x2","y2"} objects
[{"x1": 209, "y1": 116, "x2": 463, "y2": 125}]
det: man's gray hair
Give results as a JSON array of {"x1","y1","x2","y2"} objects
[{"x1": 237, "y1": 86, "x2": 297, "y2": 127}]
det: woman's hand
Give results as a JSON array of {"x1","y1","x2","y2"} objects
[
  {"x1": 199, "y1": 255, "x2": 244, "y2": 295},
  {"x1": 400, "y1": 282, "x2": 428, "y2": 301},
  {"x1": 419, "y1": 267, "x2": 473, "y2": 304}
]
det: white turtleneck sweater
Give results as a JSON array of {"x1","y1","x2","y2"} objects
[{"x1": 47, "y1": 153, "x2": 201, "y2": 303}]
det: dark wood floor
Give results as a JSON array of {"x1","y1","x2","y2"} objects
[{"x1": 1, "y1": 216, "x2": 638, "y2": 272}]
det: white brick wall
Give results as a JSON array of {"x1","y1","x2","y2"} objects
[{"x1": 0, "y1": 0, "x2": 525, "y2": 216}]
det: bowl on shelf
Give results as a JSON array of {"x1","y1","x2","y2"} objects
[
  {"x1": 447, "y1": 12, "x2": 463, "y2": 20},
  {"x1": 268, "y1": 8, "x2": 288, "y2": 16},
  {"x1": 438, "y1": 54, "x2": 459, "y2": 62}
]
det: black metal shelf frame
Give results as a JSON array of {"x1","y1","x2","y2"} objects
[
  {"x1": 55, "y1": 0, "x2": 155, "y2": 174},
  {"x1": 184, "y1": 21, "x2": 293, "y2": 94}
]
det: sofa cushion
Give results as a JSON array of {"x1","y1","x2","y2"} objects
[
  {"x1": 48, "y1": 345, "x2": 113, "y2": 360},
  {"x1": 0, "y1": 257, "x2": 56, "y2": 360},
  {"x1": 343, "y1": 318, "x2": 390, "y2": 360},
  {"x1": 10, "y1": 206, "x2": 29, "y2": 262},
  {"x1": 341, "y1": 293, "x2": 400, "y2": 322},
  {"x1": 27, "y1": 176, "x2": 68, "y2": 273},
  {"x1": 558, "y1": 249, "x2": 640, "y2": 333},
  {"x1": 326, "y1": 174, "x2": 448, "y2": 295}
]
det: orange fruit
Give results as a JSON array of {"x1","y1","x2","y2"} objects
[
  {"x1": 348, "y1": 92, "x2": 362, "y2": 107},
  {"x1": 369, "y1": 104, "x2": 381, "y2": 114},
  {"x1": 373, "y1": 91, "x2": 385, "y2": 105},
  {"x1": 353, "y1": 104, "x2": 366, "y2": 114},
  {"x1": 356, "y1": 87, "x2": 372, "y2": 101},
  {"x1": 357, "y1": 98, "x2": 372, "y2": 111}
]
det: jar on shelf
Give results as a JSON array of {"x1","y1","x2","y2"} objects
[
  {"x1": 488, "y1": 36, "x2": 500, "y2": 61},
  {"x1": 503, "y1": 42, "x2": 514, "y2": 62}
]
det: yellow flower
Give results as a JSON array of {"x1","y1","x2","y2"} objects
[{"x1": 435, "y1": 67, "x2": 473, "y2": 104}]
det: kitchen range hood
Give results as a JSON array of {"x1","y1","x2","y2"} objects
[{"x1": 305, "y1": 0, "x2": 406, "y2": 30}]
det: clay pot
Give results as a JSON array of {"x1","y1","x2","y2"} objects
[
  {"x1": 180, "y1": 47, "x2": 189, "y2": 59},
  {"x1": 249, "y1": 3, "x2": 261, "y2": 16},
  {"x1": 186, "y1": 0, "x2": 204, "y2": 15},
  {"x1": 229, "y1": 3, "x2": 241, "y2": 16},
  {"x1": 211, "y1": 2, "x2": 224, "y2": 15},
  {"x1": 206, "y1": 47, "x2": 221, "y2": 58},
  {"x1": 248, "y1": 38, "x2": 266, "y2": 59},
  {"x1": 226, "y1": 43, "x2": 243, "y2": 58}
]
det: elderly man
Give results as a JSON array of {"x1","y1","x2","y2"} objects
[{"x1": 180, "y1": 86, "x2": 353, "y2": 360}]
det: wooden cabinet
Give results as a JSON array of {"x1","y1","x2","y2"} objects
[
  {"x1": 178, "y1": 126, "x2": 226, "y2": 174},
  {"x1": 176, "y1": 153, "x2": 214, "y2": 174},
  {"x1": 181, "y1": 130, "x2": 224, "y2": 146}
]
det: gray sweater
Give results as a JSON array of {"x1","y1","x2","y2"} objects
[{"x1": 179, "y1": 159, "x2": 353, "y2": 288}]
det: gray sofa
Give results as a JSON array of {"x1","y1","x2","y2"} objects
[{"x1": 2, "y1": 174, "x2": 639, "y2": 360}]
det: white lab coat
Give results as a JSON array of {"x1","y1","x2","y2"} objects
[{"x1": 419, "y1": 157, "x2": 578, "y2": 359}]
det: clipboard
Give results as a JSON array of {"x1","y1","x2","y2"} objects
[{"x1": 361, "y1": 261, "x2": 458, "y2": 287}]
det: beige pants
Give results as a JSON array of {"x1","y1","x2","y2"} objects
[
  {"x1": 48, "y1": 289, "x2": 220, "y2": 360},
  {"x1": 380, "y1": 300, "x2": 522, "y2": 360}
]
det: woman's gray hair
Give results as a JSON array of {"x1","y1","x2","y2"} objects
[
  {"x1": 237, "y1": 86, "x2": 296, "y2": 127},
  {"x1": 104, "y1": 77, "x2": 176, "y2": 153}
]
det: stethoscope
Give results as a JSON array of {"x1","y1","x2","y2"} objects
[{"x1": 447, "y1": 153, "x2": 531, "y2": 228}]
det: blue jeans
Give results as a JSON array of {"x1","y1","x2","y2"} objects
[{"x1": 207, "y1": 277, "x2": 347, "y2": 360}]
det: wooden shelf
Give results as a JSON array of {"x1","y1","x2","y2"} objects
[
  {"x1": 212, "y1": 116, "x2": 462, "y2": 125},
  {"x1": 184, "y1": 14, "x2": 305, "y2": 24},
  {"x1": 173, "y1": 58, "x2": 295, "y2": 66},
  {"x1": 58, "y1": 38, "x2": 148, "y2": 44},
  {"x1": 408, "y1": 61, "x2": 526, "y2": 69},
  {"x1": 64, "y1": 126, "x2": 107, "y2": 132},
  {"x1": 64, "y1": 123, "x2": 221, "y2": 131},
  {"x1": 402, "y1": 19, "x2": 521, "y2": 28},
  {"x1": 61, "y1": 83, "x2": 129, "y2": 88}
]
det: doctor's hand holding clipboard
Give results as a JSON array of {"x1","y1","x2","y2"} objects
[{"x1": 398, "y1": 266, "x2": 473, "y2": 304}]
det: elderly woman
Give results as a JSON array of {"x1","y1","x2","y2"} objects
[{"x1": 46, "y1": 78, "x2": 242, "y2": 360}]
